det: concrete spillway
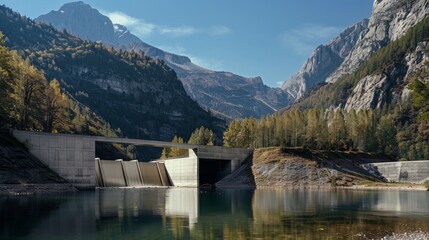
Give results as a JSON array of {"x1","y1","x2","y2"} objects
[{"x1": 96, "y1": 159, "x2": 172, "y2": 187}]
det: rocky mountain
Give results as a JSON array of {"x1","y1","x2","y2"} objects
[
  {"x1": 344, "y1": 39, "x2": 428, "y2": 111},
  {"x1": 37, "y1": 1, "x2": 117, "y2": 44},
  {"x1": 327, "y1": 0, "x2": 429, "y2": 83},
  {"x1": 36, "y1": 1, "x2": 292, "y2": 119},
  {"x1": 290, "y1": 0, "x2": 429, "y2": 111},
  {"x1": 281, "y1": 19, "x2": 369, "y2": 100},
  {"x1": 0, "y1": 5, "x2": 223, "y2": 148}
]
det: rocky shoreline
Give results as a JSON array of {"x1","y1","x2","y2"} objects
[
  {"x1": 217, "y1": 147, "x2": 429, "y2": 191},
  {"x1": 346, "y1": 183, "x2": 428, "y2": 191}
]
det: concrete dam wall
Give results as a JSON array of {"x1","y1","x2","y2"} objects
[
  {"x1": 12, "y1": 130, "x2": 252, "y2": 189},
  {"x1": 362, "y1": 161, "x2": 429, "y2": 183}
]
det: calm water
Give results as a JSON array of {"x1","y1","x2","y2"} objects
[{"x1": 1, "y1": 188, "x2": 429, "y2": 240}]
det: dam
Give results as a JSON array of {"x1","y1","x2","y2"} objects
[
  {"x1": 11, "y1": 130, "x2": 429, "y2": 189},
  {"x1": 12, "y1": 130, "x2": 253, "y2": 189}
]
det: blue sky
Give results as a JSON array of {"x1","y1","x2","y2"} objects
[{"x1": 1, "y1": 0, "x2": 373, "y2": 87}]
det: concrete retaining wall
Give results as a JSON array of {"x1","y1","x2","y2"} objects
[
  {"x1": 163, "y1": 150, "x2": 198, "y2": 187},
  {"x1": 362, "y1": 160, "x2": 429, "y2": 183},
  {"x1": 13, "y1": 131, "x2": 95, "y2": 189}
]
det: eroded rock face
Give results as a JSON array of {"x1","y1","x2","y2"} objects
[
  {"x1": 402, "y1": 41, "x2": 429, "y2": 99},
  {"x1": 345, "y1": 74, "x2": 389, "y2": 111},
  {"x1": 281, "y1": 19, "x2": 369, "y2": 100},
  {"x1": 327, "y1": 0, "x2": 429, "y2": 83},
  {"x1": 345, "y1": 41, "x2": 428, "y2": 111}
]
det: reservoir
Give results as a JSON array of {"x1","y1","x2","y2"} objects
[{"x1": 1, "y1": 188, "x2": 428, "y2": 239}]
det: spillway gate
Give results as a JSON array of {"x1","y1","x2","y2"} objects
[{"x1": 96, "y1": 159, "x2": 172, "y2": 187}]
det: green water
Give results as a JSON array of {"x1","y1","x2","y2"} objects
[{"x1": 1, "y1": 188, "x2": 428, "y2": 239}]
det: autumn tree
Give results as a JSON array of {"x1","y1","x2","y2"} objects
[
  {"x1": 0, "y1": 32, "x2": 13, "y2": 127},
  {"x1": 12, "y1": 57, "x2": 47, "y2": 130},
  {"x1": 163, "y1": 136, "x2": 188, "y2": 158},
  {"x1": 42, "y1": 79, "x2": 69, "y2": 132}
]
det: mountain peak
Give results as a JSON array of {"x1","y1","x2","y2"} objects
[
  {"x1": 58, "y1": 1, "x2": 96, "y2": 14},
  {"x1": 36, "y1": 1, "x2": 115, "y2": 43}
]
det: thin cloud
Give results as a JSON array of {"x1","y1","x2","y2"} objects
[
  {"x1": 280, "y1": 25, "x2": 340, "y2": 55},
  {"x1": 102, "y1": 10, "x2": 230, "y2": 38},
  {"x1": 106, "y1": 11, "x2": 139, "y2": 26},
  {"x1": 210, "y1": 25, "x2": 231, "y2": 36},
  {"x1": 158, "y1": 26, "x2": 198, "y2": 37},
  {"x1": 102, "y1": 10, "x2": 155, "y2": 37}
]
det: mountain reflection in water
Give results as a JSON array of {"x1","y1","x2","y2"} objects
[{"x1": 1, "y1": 188, "x2": 428, "y2": 240}]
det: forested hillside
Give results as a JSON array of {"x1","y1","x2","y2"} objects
[
  {"x1": 0, "y1": 5, "x2": 224, "y2": 159},
  {"x1": 224, "y1": 17, "x2": 429, "y2": 160},
  {"x1": 0, "y1": 31, "x2": 136, "y2": 158}
]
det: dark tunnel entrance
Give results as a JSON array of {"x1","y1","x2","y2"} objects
[{"x1": 198, "y1": 159, "x2": 232, "y2": 186}]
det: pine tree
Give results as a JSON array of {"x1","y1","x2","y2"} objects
[
  {"x1": 169, "y1": 136, "x2": 187, "y2": 157},
  {"x1": 188, "y1": 126, "x2": 214, "y2": 145}
]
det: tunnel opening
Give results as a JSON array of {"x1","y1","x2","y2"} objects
[{"x1": 198, "y1": 159, "x2": 232, "y2": 186}]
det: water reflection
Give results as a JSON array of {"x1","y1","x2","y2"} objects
[
  {"x1": 0, "y1": 193, "x2": 95, "y2": 240},
  {"x1": 251, "y1": 189, "x2": 429, "y2": 239},
  {"x1": 252, "y1": 189, "x2": 429, "y2": 216},
  {"x1": 96, "y1": 188, "x2": 199, "y2": 228},
  {"x1": 365, "y1": 190, "x2": 429, "y2": 213},
  {"x1": 1, "y1": 188, "x2": 429, "y2": 239}
]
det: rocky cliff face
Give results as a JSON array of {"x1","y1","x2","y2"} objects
[
  {"x1": 340, "y1": 0, "x2": 429, "y2": 111},
  {"x1": 286, "y1": 0, "x2": 429, "y2": 112},
  {"x1": 327, "y1": 0, "x2": 429, "y2": 83},
  {"x1": 344, "y1": 41, "x2": 429, "y2": 111},
  {"x1": 281, "y1": 19, "x2": 369, "y2": 100},
  {"x1": 36, "y1": 2, "x2": 290, "y2": 119}
]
